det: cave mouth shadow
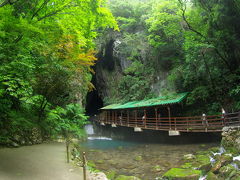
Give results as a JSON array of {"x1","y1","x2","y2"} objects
[{"x1": 85, "y1": 89, "x2": 103, "y2": 116}]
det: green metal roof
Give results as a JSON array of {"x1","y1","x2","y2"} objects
[{"x1": 101, "y1": 92, "x2": 188, "y2": 110}]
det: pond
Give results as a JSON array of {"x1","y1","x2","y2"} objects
[{"x1": 80, "y1": 124, "x2": 219, "y2": 179}]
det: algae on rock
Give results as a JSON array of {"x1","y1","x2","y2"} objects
[
  {"x1": 115, "y1": 175, "x2": 141, "y2": 180},
  {"x1": 163, "y1": 168, "x2": 201, "y2": 180}
]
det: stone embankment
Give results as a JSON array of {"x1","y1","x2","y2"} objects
[{"x1": 221, "y1": 126, "x2": 240, "y2": 154}]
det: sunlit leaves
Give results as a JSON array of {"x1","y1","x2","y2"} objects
[{"x1": 0, "y1": 0, "x2": 118, "y2": 142}]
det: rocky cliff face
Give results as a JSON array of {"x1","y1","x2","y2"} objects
[
  {"x1": 222, "y1": 126, "x2": 240, "y2": 154},
  {"x1": 94, "y1": 31, "x2": 172, "y2": 105}
]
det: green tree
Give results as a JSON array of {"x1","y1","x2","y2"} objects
[{"x1": 0, "y1": 0, "x2": 118, "y2": 145}]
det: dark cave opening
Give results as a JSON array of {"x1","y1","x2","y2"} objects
[
  {"x1": 85, "y1": 39, "x2": 115, "y2": 116},
  {"x1": 85, "y1": 89, "x2": 103, "y2": 116},
  {"x1": 85, "y1": 72, "x2": 103, "y2": 116}
]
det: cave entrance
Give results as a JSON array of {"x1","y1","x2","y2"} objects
[
  {"x1": 85, "y1": 88, "x2": 103, "y2": 116},
  {"x1": 85, "y1": 70, "x2": 103, "y2": 116}
]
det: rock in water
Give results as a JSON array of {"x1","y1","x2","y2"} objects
[
  {"x1": 183, "y1": 154, "x2": 196, "y2": 160},
  {"x1": 89, "y1": 172, "x2": 108, "y2": 180},
  {"x1": 10, "y1": 142, "x2": 20, "y2": 148},
  {"x1": 163, "y1": 168, "x2": 201, "y2": 180},
  {"x1": 115, "y1": 175, "x2": 141, "y2": 180}
]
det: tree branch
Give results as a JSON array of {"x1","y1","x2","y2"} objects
[
  {"x1": 31, "y1": 0, "x2": 50, "y2": 20},
  {"x1": 178, "y1": 0, "x2": 232, "y2": 71},
  {"x1": 37, "y1": 10, "x2": 61, "y2": 21},
  {"x1": 37, "y1": 3, "x2": 71, "y2": 21},
  {"x1": 0, "y1": 0, "x2": 18, "y2": 7}
]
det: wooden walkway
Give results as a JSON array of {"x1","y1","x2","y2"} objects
[{"x1": 96, "y1": 112, "x2": 240, "y2": 133}]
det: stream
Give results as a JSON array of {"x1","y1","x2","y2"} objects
[{"x1": 80, "y1": 123, "x2": 220, "y2": 179}]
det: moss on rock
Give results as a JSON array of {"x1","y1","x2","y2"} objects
[
  {"x1": 163, "y1": 168, "x2": 201, "y2": 180},
  {"x1": 219, "y1": 164, "x2": 235, "y2": 178},
  {"x1": 106, "y1": 170, "x2": 116, "y2": 180},
  {"x1": 206, "y1": 172, "x2": 218, "y2": 180},
  {"x1": 151, "y1": 165, "x2": 163, "y2": 172},
  {"x1": 115, "y1": 175, "x2": 141, "y2": 180},
  {"x1": 134, "y1": 155, "x2": 142, "y2": 161}
]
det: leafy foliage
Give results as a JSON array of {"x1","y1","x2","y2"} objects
[
  {"x1": 101, "y1": 0, "x2": 240, "y2": 115},
  {"x1": 0, "y1": 0, "x2": 117, "y2": 144},
  {"x1": 46, "y1": 103, "x2": 88, "y2": 138}
]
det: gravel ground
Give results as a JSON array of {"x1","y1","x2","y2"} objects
[{"x1": 0, "y1": 142, "x2": 84, "y2": 180}]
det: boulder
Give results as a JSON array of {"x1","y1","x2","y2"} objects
[
  {"x1": 221, "y1": 126, "x2": 240, "y2": 155},
  {"x1": 195, "y1": 155, "x2": 211, "y2": 172},
  {"x1": 163, "y1": 168, "x2": 201, "y2": 180},
  {"x1": 209, "y1": 147, "x2": 220, "y2": 153},
  {"x1": 89, "y1": 172, "x2": 108, "y2": 180},
  {"x1": 211, "y1": 161, "x2": 222, "y2": 174},
  {"x1": 10, "y1": 141, "x2": 20, "y2": 148},
  {"x1": 183, "y1": 154, "x2": 196, "y2": 160},
  {"x1": 220, "y1": 154, "x2": 233, "y2": 166},
  {"x1": 115, "y1": 175, "x2": 141, "y2": 180},
  {"x1": 134, "y1": 155, "x2": 142, "y2": 161},
  {"x1": 211, "y1": 154, "x2": 233, "y2": 174},
  {"x1": 151, "y1": 165, "x2": 164, "y2": 172},
  {"x1": 206, "y1": 172, "x2": 218, "y2": 180},
  {"x1": 219, "y1": 164, "x2": 235, "y2": 178},
  {"x1": 106, "y1": 170, "x2": 116, "y2": 180},
  {"x1": 229, "y1": 171, "x2": 240, "y2": 180}
]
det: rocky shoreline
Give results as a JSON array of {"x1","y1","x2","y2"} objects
[{"x1": 162, "y1": 126, "x2": 240, "y2": 180}]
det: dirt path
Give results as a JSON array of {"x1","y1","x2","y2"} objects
[{"x1": 0, "y1": 142, "x2": 83, "y2": 180}]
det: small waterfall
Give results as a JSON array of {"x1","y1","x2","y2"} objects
[
  {"x1": 219, "y1": 146, "x2": 226, "y2": 154},
  {"x1": 211, "y1": 146, "x2": 226, "y2": 156},
  {"x1": 232, "y1": 155, "x2": 240, "y2": 170},
  {"x1": 233, "y1": 155, "x2": 240, "y2": 161},
  {"x1": 231, "y1": 162, "x2": 239, "y2": 170},
  {"x1": 84, "y1": 124, "x2": 94, "y2": 135},
  {"x1": 209, "y1": 156, "x2": 216, "y2": 165},
  {"x1": 88, "y1": 137, "x2": 112, "y2": 140},
  {"x1": 199, "y1": 175, "x2": 207, "y2": 180}
]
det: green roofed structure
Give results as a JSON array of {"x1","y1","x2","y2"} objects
[
  {"x1": 101, "y1": 92, "x2": 188, "y2": 110},
  {"x1": 98, "y1": 93, "x2": 190, "y2": 134},
  {"x1": 97, "y1": 92, "x2": 238, "y2": 134}
]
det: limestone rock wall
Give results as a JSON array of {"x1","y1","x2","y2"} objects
[
  {"x1": 222, "y1": 126, "x2": 240, "y2": 154},
  {"x1": 95, "y1": 31, "x2": 171, "y2": 104}
]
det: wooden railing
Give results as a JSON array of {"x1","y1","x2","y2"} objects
[{"x1": 97, "y1": 112, "x2": 240, "y2": 132}]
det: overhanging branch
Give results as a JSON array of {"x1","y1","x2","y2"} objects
[
  {"x1": 178, "y1": 0, "x2": 232, "y2": 70},
  {"x1": 0, "y1": 0, "x2": 18, "y2": 7}
]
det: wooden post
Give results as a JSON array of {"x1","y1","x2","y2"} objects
[
  {"x1": 135, "y1": 110, "x2": 137, "y2": 126},
  {"x1": 144, "y1": 109, "x2": 147, "y2": 128},
  {"x1": 82, "y1": 152, "x2": 87, "y2": 180},
  {"x1": 106, "y1": 111, "x2": 108, "y2": 123},
  {"x1": 155, "y1": 108, "x2": 158, "y2": 130},
  {"x1": 174, "y1": 118, "x2": 177, "y2": 130},
  {"x1": 66, "y1": 138, "x2": 70, "y2": 163},
  {"x1": 112, "y1": 111, "x2": 114, "y2": 123},
  {"x1": 104, "y1": 111, "x2": 106, "y2": 123},
  {"x1": 168, "y1": 106, "x2": 171, "y2": 130},
  {"x1": 127, "y1": 110, "x2": 129, "y2": 126},
  {"x1": 121, "y1": 111, "x2": 123, "y2": 125}
]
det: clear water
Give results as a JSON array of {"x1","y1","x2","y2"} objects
[
  {"x1": 81, "y1": 124, "x2": 219, "y2": 179},
  {"x1": 82, "y1": 138, "x2": 140, "y2": 150}
]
